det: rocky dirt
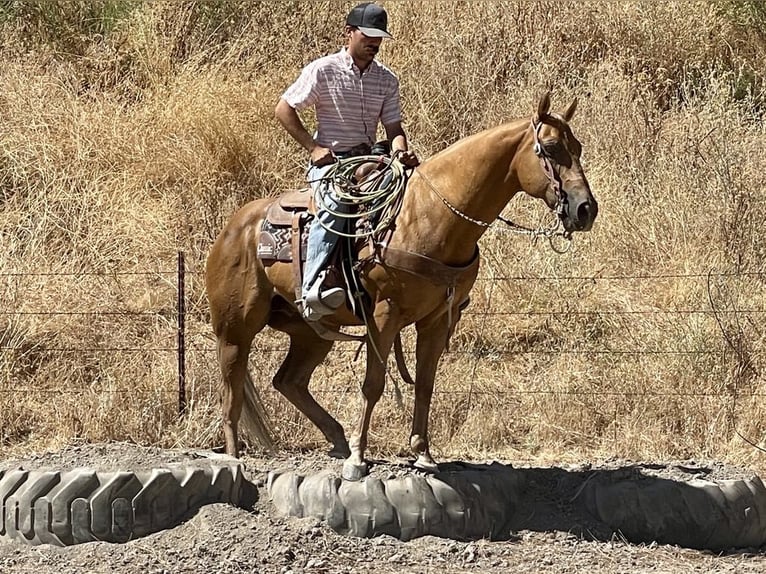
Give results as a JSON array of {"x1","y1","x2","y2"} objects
[{"x1": 1, "y1": 442, "x2": 765, "y2": 573}]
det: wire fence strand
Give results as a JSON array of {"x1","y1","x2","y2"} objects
[{"x1": 1, "y1": 264, "x2": 762, "y2": 408}]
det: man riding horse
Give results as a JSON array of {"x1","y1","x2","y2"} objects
[
  {"x1": 274, "y1": 2, "x2": 419, "y2": 322},
  {"x1": 208, "y1": 5, "x2": 598, "y2": 480}
]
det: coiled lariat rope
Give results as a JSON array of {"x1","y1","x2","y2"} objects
[
  {"x1": 307, "y1": 154, "x2": 410, "y2": 402},
  {"x1": 309, "y1": 154, "x2": 408, "y2": 238}
]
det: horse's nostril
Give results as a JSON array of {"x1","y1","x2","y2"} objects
[
  {"x1": 577, "y1": 200, "x2": 597, "y2": 225},
  {"x1": 577, "y1": 203, "x2": 589, "y2": 223}
]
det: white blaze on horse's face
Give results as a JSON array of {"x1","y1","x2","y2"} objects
[{"x1": 531, "y1": 96, "x2": 598, "y2": 233}]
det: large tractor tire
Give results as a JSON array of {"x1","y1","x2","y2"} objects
[
  {"x1": 0, "y1": 462, "x2": 252, "y2": 546},
  {"x1": 268, "y1": 464, "x2": 766, "y2": 550}
]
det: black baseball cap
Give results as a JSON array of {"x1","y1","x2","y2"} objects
[{"x1": 346, "y1": 3, "x2": 392, "y2": 39}]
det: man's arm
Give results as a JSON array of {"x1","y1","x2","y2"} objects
[
  {"x1": 384, "y1": 121, "x2": 419, "y2": 167},
  {"x1": 275, "y1": 98, "x2": 334, "y2": 166}
]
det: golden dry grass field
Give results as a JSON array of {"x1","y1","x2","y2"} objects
[{"x1": 0, "y1": 0, "x2": 765, "y2": 472}]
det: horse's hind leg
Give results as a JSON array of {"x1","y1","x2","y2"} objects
[
  {"x1": 213, "y1": 300, "x2": 270, "y2": 457},
  {"x1": 217, "y1": 337, "x2": 256, "y2": 456},
  {"x1": 271, "y1": 321, "x2": 349, "y2": 458},
  {"x1": 208, "y1": 251, "x2": 270, "y2": 457}
]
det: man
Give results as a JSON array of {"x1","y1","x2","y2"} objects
[{"x1": 275, "y1": 2, "x2": 419, "y2": 321}]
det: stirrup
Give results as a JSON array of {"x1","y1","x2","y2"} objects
[
  {"x1": 302, "y1": 304, "x2": 329, "y2": 322},
  {"x1": 300, "y1": 285, "x2": 346, "y2": 321},
  {"x1": 306, "y1": 287, "x2": 345, "y2": 310}
]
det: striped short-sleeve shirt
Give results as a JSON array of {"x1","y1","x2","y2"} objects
[{"x1": 281, "y1": 48, "x2": 402, "y2": 152}]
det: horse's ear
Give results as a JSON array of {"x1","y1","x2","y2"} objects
[
  {"x1": 536, "y1": 91, "x2": 551, "y2": 122},
  {"x1": 563, "y1": 98, "x2": 578, "y2": 122}
]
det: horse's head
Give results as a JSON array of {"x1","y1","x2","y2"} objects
[{"x1": 518, "y1": 92, "x2": 598, "y2": 233}]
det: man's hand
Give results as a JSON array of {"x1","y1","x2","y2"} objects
[
  {"x1": 395, "y1": 149, "x2": 420, "y2": 168},
  {"x1": 310, "y1": 145, "x2": 336, "y2": 167}
]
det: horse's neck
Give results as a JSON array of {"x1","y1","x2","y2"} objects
[{"x1": 396, "y1": 120, "x2": 527, "y2": 264}]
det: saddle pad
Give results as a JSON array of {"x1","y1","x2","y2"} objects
[{"x1": 257, "y1": 219, "x2": 310, "y2": 262}]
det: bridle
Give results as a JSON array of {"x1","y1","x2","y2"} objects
[
  {"x1": 418, "y1": 116, "x2": 574, "y2": 252},
  {"x1": 528, "y1": 116, "x2": 570, "y2": 231}
]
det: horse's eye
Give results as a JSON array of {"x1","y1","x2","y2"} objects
[
  {"x1": 542, "y1": 141, "x2": 562, "y2": 157},
  {"x1": 542, "y1": 140, "x2": 575, "y2": 168},
  {"x1": 543, "y1": 141, "x2": 565, "y2": 163}
]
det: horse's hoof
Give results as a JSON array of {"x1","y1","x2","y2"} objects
[
  {"x1": 328, "y1": 445, "x2": 351, "y2": 459},
  {"x1": 342, "y1": 460, "x2": 368, "y2": 481},
  {"x1": 414, "y1": 456, "x2": 439, "y2": 474}
]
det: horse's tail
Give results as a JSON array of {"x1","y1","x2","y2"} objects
[
  {"x1": 394, "y1": 333, "x2": 415, "y2": 386},
  {"x1": 242, "y1": 369, "x2": 275, "y2": 452}
]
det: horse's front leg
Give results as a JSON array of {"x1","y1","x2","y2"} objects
[
  {"x1": 410, "y1": 312, "x2": 452, "y2": 472},
  {"x1": 342, "y1": 304, "x2": 400, "y2": 481}
]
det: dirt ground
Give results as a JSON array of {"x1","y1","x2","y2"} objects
[{"x1": 1, "y1": 443, "x2": 766, "y2": 574}]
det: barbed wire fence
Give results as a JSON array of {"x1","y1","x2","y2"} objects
[{"x1": 1, "y1": 252, "x2": 764, "y2": 448}]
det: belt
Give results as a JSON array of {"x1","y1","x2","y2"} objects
[{"x1": 334, "y1": 144, "x2": 372, "y2": 159}]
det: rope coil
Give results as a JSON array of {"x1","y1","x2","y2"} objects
[{"x1": 309, "y1": 155, "x2": 408, "y2": 239}]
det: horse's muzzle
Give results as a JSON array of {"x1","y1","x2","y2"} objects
[{"x1": 562, "y1": 191, "x2": 598, "y2": 232}]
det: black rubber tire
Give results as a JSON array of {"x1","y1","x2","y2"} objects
[
  {"x1": 268, "y1": 466, "x2": 766, "y2": 550},
  {"x1": 268, "y1": 466, "x2": 522, "y2": 542},
  {"x1": 0, "y1": 463, "x2": 251, "y2": 546},
  {"x1": 582, "y1": 474, "x2": 766, "y2": 550}
]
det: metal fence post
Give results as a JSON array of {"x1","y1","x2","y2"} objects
[{"x1": 177, "y1": 251, "x2": 187, "y2": 417}]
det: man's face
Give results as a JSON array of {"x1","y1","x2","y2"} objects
[{"x1": 346, "y1": 27, "x2": 383, "y2": 66}]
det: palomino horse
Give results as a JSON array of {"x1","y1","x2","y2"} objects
[{"x1": 206, "y1": 93, "x2": 598, "y2": 480}]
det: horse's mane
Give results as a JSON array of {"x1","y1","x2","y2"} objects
[{"x1": 423, "y1": 117, "x2": 530, "y2": 166}]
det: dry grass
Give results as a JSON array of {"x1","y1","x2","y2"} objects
[{"x1": 1, "y1": 0, "x2": 765, "y2": 470}]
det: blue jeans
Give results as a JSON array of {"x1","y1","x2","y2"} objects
[{"x1": 302, "y1": 163, "x2": 352, "y2": 293}]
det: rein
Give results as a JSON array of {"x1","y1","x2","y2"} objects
[
  {"x1": 416, "y1": 117, "x2": 575, "y2": 253},
  {"x1": 414, "y1": 170, "x2": 494, "y2": 228}
]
